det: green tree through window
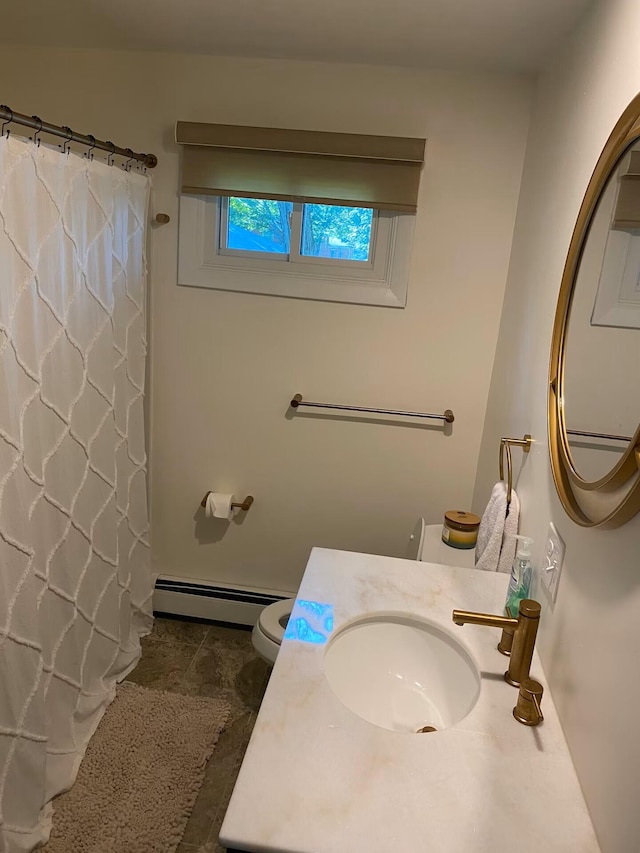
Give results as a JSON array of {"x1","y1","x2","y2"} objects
[
  {"x1": 302, "y1": 204, "x2": 372, "y2": 261},
  {"x1": 227, "y1": 197, "x2": 373, "y2": 261},
  {"x1": 228, "y1": 198, "x2": 292, "y2": 252}
]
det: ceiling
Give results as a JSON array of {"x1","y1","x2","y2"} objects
[{"x1": 0, "y1": 0, "x2": 593, "y2": 73}]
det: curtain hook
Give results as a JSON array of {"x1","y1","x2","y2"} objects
[
  {"x1": 61, "y1": 125, "x2": 73, "y2": 156},
  {"x1": 124, "y1": 148, "x2": 134, "y2": 171},
  {"x1": 1, "y1": 105, "x2": 13, "y2": 139},
  {"x1": 106, "y1": 140, "x2": 116, "y2": 167},
  {"x1": 31, "y1": 115, "x2": 43, "y2": 147},
  {"x1": 85, "y1": 134, "x2": 96, "y2": 160}
]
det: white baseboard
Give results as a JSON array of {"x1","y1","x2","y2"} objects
[{"x1": 153, "y1": 576, "x2": 294, "y2": 627}]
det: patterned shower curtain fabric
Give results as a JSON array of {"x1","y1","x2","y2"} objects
[{"x1": 0, "y1": 135, "x2": 153, "y2": 852}]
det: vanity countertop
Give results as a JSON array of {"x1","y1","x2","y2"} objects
[{"x1": 220, "y1": 548, "x2": 600, "y2": 853}]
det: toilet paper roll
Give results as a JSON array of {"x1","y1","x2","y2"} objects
[{"x1": 205, "y1": 492, "x2": 236, "y2": 521}]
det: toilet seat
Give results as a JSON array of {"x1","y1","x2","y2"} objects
[
  {"x1": 252, "y1": 598, "x2": 295, "y2": 664},
  {"x1": 258, "y1": 598, "x2": 293, "y2": 643}
]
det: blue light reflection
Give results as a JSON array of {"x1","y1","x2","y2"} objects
[{"x1": 283, "y1": 600, "x2": 334, "y2": 645}]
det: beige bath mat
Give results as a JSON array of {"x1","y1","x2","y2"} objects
[{"x1": 45, "y1": 682, "x2": 231, "y2": 853}]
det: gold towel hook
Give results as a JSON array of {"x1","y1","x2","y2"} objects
[{"x1": 499, "y1": 435, "x2": 532, "y2": 506}]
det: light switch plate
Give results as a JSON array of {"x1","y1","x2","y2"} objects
[{"x1": 542, "y1": 522, "x2": 565, "y2": 606}]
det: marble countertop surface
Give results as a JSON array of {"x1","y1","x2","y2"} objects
[{"x1": 220, "y1": 548, "x2": 600, "y2": 853}]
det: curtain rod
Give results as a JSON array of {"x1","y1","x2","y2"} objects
[{"x1": 0, "y1": 104, "x2": 157, "y2": 168}]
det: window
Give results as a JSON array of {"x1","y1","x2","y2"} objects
[
  {"x1": 223, "y1": 198, "x2": 377, "y2": 262},
  {"x1": 221, "y1": 197, "x2": 374, "y2": 262},
  {"x1": 178, "y1": 194, "x2": 415, "y2": 307},
  {"x1": 175, "y1": 121, "x2": 424, "y2": 306}
]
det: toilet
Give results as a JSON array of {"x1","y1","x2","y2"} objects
[
  {"x1": 252, "y1": 517, "x2": 477, "y2": 665},
  {"x1": 406, "y1": 517, "x2": 476, "y2": 568},
  {"x1": 251, "y1": 598, "x2": 293, "y2": 664}
]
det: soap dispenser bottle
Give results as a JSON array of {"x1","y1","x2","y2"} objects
[{"x1": 505, "y1": 535, "x2": 534, "y2": 617}]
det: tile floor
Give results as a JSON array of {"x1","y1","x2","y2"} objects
[{"x1": 128, "y1": 615, "x2": 271, "y2": 853}]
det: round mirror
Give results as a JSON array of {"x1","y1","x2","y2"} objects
[
  {"x1": 563, "y1": 140, "x2": 640, "y2": 481},
  {"x1": 549, "y1": 95, "x2": 640, "y2": 528}
]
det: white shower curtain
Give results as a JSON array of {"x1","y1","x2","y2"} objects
[{"x1": 0, "y1": 135, "x2": 153, "y2": 852}]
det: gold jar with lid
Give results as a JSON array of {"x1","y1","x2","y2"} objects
[{"x1": 442, "y1": 510, "x2": 480, "y2": 550}]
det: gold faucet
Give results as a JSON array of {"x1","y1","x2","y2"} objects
[{"x1": 452, "y1": 599, "x2": 541, "y2": 687}]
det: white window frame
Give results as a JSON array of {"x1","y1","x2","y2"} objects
[{"x1": 178, "y1": 195, "x2": 415, "y2": 308}]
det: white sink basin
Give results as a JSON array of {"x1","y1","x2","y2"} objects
[{"x1": 323, "y1": 612, "x2": 480, "y2": 733}]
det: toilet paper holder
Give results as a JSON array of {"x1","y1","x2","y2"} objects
[{"x1": 200, "y1": 493, "x2": 254, "y2": 512}]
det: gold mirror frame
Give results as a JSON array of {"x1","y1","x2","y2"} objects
[{"x1": 549, "y1": 93, "x2": 640, "y2": 529}]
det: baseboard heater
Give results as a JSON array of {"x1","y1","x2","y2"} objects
[{"x1": 153, "y1": 576, "x2": 292, "y2": 627}]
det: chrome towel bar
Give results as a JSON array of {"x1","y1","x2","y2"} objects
[
  {"x1": 567, "y1": 429, "x2": 631, "y2": 442},
  {"x1": 289, "y1": 393, "x2": 454, "y2": 423}
]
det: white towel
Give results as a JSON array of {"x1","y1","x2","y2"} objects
[{"x1": 475, "y1": 482, "x2": 520, "y2": 573}]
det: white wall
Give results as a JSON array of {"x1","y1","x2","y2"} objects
[
  {"x1": 473, "y1": 1, "x2": 640, "y2": 850},
  {"x1": 0, "y1": 46, "x2": 531, "y2": 594}
]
